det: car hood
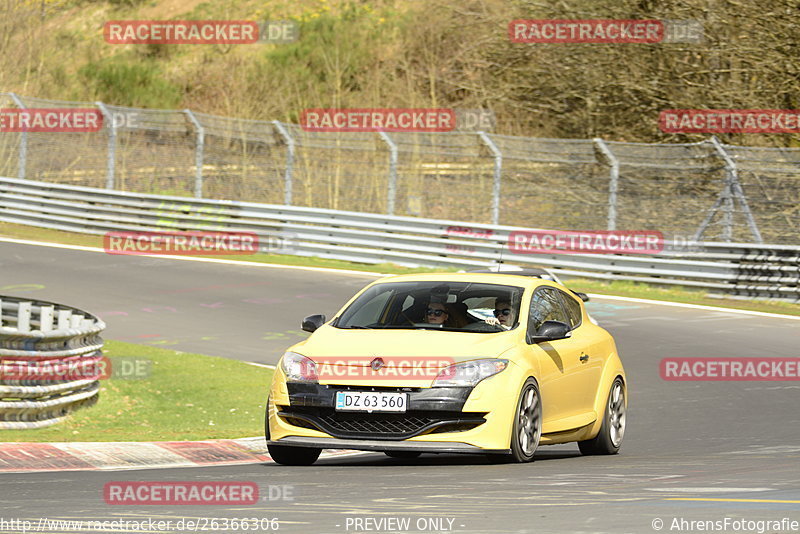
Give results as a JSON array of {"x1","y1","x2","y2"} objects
[{"x1": 292, "y1": 325, "x2": 518, "y2": 386}]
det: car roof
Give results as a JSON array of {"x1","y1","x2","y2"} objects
[
  {"x1": 467, "y1": 267, "x2": 553, "y2": 278},
  {"x1": 372, "y1": 271, "x2": 557, "y2": 288}
]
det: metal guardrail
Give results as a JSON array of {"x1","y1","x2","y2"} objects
[
  {"x1": 0, "y1": 176, "x2": 798, "y2": 301},
  {"x1": 0, "y1": 294, "x2": 105, "y2": 429}
]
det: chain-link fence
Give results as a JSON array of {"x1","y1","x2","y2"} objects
[{"x1": 1, "y1": 92, "x2": 798, "y2": 244}]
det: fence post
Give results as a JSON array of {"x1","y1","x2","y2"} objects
[
  {"x1": 8, "y1": 93, "x2": 27, "y2": 180},
  {"x1": 95, "y1": 102, "x2": 116, "y2": 190},
  {"x1": 272, "y1": 121, "x2": 294, "y2": 205},
  {"x1": 593, "y1": 138, "x2": 619, "y2": 231},
  {"x1": 378, "y1": 131, "x2": 398, "y2": 215},
  {"x1": 478, "y1": 132, "x2": 502, "y2": 225},
  {"x1": 709, "y1": 136, "x2": 763, "y2": 243},
  {"x1": 184, "y1": 110, "x2": 205, "y2": 198}
]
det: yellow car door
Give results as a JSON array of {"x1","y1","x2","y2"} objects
[
  {"x1": 525, "y1": 286, "x2": 593, "y2": 433},
  {"x1": 555, "y1": 288, "x2": 604, "y2": 417}
]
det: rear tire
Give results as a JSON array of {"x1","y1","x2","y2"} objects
[
  {"x1": 578, "y1": 377, "x2": 626, "y2": 455},
  {"x1": 384, "y1": 451, "x2": 422, "y2": 459},
  {"x1": 508, "y1": 378, "x2": 542, "y2": 463},
  {"x1": 265, "y1": 396, "x2": 322, "y2": 466}
]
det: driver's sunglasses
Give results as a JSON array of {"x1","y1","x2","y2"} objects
[
  {"x1": 426, "y1": 308, "x2": 446, "y2": 317},
  {"x1": 493, "y1": 308, "x2": 511, "y2": 317}
]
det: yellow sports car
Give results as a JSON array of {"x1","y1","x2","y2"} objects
[{"x1": 266, "y1": 272, "x2": 626, "y2": 465}]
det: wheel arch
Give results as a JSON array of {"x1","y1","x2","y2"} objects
[{"x1": 586, "y1": 355, "x2": 626, "y2": 438}]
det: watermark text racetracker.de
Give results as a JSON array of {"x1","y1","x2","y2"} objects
[
  {"x1": 0, "y1": 356, "x2": 151, "y2": 382},
  {"x1": 301, "y1": 108, "x2": 456, "y2": 132},
  {"x1": 659, "y1": 109, "x2": 800, "y2": 133},
  {"x1": 508, "y1": 230, "x2": 664, "y2": 255},
  {"x1": 104, "y1": 20, "x2": 298, "y2": 44},
  {"x1": 104, "y1": 230, "x2": 256, "y2": 255},
  {"x1": 509, "y1": 19, "x2": 703, "y2": 43},
  {"x1": 651, "y1": 516, "x2": 798, "y2": 532},
  {"x1": 0, "y1": 109, "x2": 102, "y2": 132},
  {"x1": 103, "y1": 481, "x2": 294, "y2": 505},
  {"x1": 660, "y1": 358, "x2": 800, "y2": 381}
]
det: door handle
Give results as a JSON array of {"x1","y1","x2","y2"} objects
[{"x1": 579, "y1": 354, "x2": 589, "y2": 362}]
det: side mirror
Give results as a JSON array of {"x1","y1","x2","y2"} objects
[
  {"x1": 301, "y1": 314, "x2": 326, "y2": 333},
  {"x1": 528, "y1": 320, "x2": 571, "y2": 343},
  {"x1": 573, "y1": 291, "x2": 590, "y2": 302}
]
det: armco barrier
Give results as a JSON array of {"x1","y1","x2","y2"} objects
[
  {"x1": 0, "y1": 295, "x2": 105, "y2": 429},
  {"x1": 0, "y1": 176, "x2": 798, "y2": 301}
]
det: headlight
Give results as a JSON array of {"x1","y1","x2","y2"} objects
[
  {"x1": 432, "y1": 359, "x2": 508, "y2": 387},
  {"x1": 280, "y1": 352, "x2": 318, "y2": 382}
]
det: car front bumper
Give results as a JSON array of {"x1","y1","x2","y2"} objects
[
  {"x1": 267, "y1": 436, "x2": 510, "y2": 454},
  {"x1": 268, "y1": 371, "x2": 522, "y2": 452}
]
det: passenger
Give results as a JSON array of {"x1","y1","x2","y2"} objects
[{"x1": 425, "y1": 301, "x2": 449, "y2": 325}]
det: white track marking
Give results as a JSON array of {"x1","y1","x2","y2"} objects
[
  {"x1": 645, "y1": 487, "x2": 772, "y2": 493},
  {"x1": 0, "y1": 236, "x2": 383, "y2": 277},
  {"x1": 587, "y1": 294, "x2": 800, "y2": 321},
  {"x1": 244, "y1": 361, "x2": 276, "y2": 370}
]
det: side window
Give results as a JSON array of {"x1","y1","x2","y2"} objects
[
  {"x1": 558, "y1": 290, "x2": 583, "y2": 329},
  {"x1": 528, "y1": 288, "x2": 570, "y2": 334}
]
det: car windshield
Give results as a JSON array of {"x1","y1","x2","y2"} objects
[{"x1": 334, "y1": 281, "x2": 524, "y2": 332}]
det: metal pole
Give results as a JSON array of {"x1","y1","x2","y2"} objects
[
  {"x1": 709, "y1": 136, "x2": 762, "y2": 243},
  {"x1": 594, "y1": 138, "x2": 620, "y2": 231},
  {"x1": 478, "y1": 132, "x2": 502, "y2": 225},
  {"x1": 95, "y1": 102, "x2": 116, "y2": 190},
  {"x1": 378, "y1": 131, "x2": 398, "y2": 215},
  {"x1": 8, "y1": 93, "x2": 27, "y2": 180},
  {"x1": 184, "y1": 110, "x2": 205, "y2": 198},
  {"x1": 272, "y1": 121, "x2": 295, "y2": 205}
]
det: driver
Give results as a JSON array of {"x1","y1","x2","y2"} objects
[{"x1": 484, "y1": 299, "x2": 515, "y2": 329}]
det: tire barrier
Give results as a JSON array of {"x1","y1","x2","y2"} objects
[{"x1": 0, "y1": 295, "x2": 105, "y2": 429}]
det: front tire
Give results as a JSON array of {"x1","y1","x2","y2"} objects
[
  {"x1": 267, "y1": 443, "x2": 322, "y2": 466},
  {"x1": 578, "y1": 377, "x2": 626, "y2": 455},
  {"x1": 265, "y1": 396, "x2": 322, "y2": 466},
  {"x1": 508, "y1": 378, "x2": 542, "y2": 463}
]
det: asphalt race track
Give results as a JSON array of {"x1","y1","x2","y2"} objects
[{"x1": 1, "y1": 240, "x2": 799, "y2": 534}]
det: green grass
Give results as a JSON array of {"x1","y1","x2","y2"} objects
[
  {"x1": 1, "y1": 221, "x2": 798, "y2": 316},
  {"x1": 0, "y1": 341, "x2": 273, "y2": 442}
]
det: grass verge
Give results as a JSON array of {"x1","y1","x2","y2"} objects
[
  {"x1": 0, "y1": 341, "x2": 272, "y2": 442},
  {"x1": 1, "y1": 221, "x2": 798, "y2": 317}
]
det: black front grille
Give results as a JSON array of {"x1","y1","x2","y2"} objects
[{"x1": 279, "y1": 407, "x2": 485, "y2": 440}]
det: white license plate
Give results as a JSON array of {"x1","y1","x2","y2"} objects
[{"x1": 335, "y1": 391, "x2": 407, "y2": 412}]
